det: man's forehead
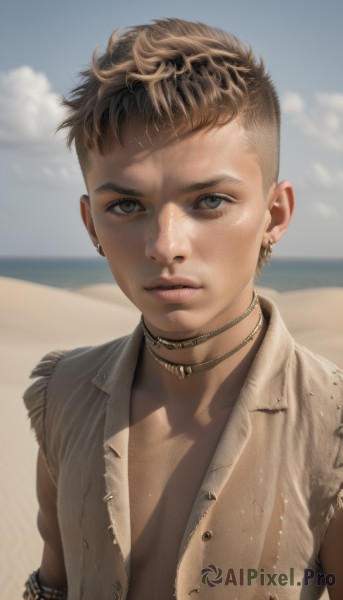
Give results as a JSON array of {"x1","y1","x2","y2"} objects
[
  {"x1": 85, "y1": 126, "x2": 264, "y2": 200},
  {"x1": 89, "y1": 118, "x2": 250, "y2": 164}
]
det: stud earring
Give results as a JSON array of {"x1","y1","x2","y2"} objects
[{"x1": 95, "y1": 243, "x2": 105, "y2": 257}]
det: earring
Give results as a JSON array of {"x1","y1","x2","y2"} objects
[
  {"x1": 262, "y1": 238, "x2": 274, "y2": 264},
  {"x1": 95, "y1": 243, "x2": 105, "y2": 257}
]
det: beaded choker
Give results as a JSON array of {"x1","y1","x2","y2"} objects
[{"x1": 140, "y1": 290, "x2": 258, "y2": 350}]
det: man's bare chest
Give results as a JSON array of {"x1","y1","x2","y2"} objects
[{"x1": 127, "y1": 390, "x2": 232, "y2": 599}]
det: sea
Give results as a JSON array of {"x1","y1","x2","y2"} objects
[{"x1": 0, "y1": 257, "x2": 342, "y2": 292}]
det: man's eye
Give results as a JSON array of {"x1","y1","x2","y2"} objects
[
  {"x1": 197, "y1": 194, "x2": 230, "y2": 210},
  {"x1": 108, "y1": 200, "x2": 142, "y2": 215}
]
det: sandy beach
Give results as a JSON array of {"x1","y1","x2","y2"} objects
[{"x1": 1, "y1": 276, "x2": 342, "y2": 599}]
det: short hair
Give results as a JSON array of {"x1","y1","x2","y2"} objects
[{"x1": 58, "y1": 18, "x2": 280, "y2": 190}]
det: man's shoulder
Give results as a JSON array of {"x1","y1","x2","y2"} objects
[
  {"x1": 50, "y1": 326, "x2": 142, "y2": 392},
  {"x1": 287, "y1": 341, "x2": 343, "y2": 446},
  {"x1": 57, "y1": 333, "x2": 134, "y2": 374},
  {"x1": 25, "y1": 323, "x2": 142, "y2": 406},
  {"x1": 292, "y1": 340, "x2": 342, "y2": 396}
]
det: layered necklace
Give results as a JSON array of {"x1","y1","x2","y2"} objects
[{"x1": 141, "y1": 290, "x2": 264, "y2": 380}]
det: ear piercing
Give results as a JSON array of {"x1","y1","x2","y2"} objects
[
  {"x1": 95, "y1": 243, "x2": 105, "y2": 257},
  {"x1": 262, "y1": 238, "x2": 274, "y2": 264}
]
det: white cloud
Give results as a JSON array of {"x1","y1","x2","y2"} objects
[
  {"x1": 12, "y1": 154, "x2": 83, "y2": 188},
  {"x1": 312, "y1": 201, "x2": 339, "y2": 219},
  {"x1": 282, "y1": 92, "x2": 305, "y2": 115},
  {"x1": 300, "y1": 162, "x2": 343, "y2": 190},
  {"x1": 282, "y1": 91, "x2": 343, "y2": 151},
  {"x1": 0, "y1": 66, "x2": 66, "y2": 154}
]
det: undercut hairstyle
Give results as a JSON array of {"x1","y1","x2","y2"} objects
[{"x1": 59, "y1": 18, "x2": 281, "y2": 191}]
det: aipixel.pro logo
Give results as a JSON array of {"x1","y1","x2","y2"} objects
[
  {"x1": 201, "y1": 566, "x2": 336, "y2": 588},
  {"x1": 201, "y1": 565, "x2": 223, "y2": 587}
]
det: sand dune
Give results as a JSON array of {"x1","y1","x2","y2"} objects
[
  {"x1": 1, "y1": 276, "x2": 341, "y2": 598},
  {"x1": 73, "y1": 282, "x2": 140, "y2": 309},
  {"x1": 73, "y1": 282, "x2": 343, "y2": 367}
]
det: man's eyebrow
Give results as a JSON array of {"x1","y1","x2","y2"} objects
[
  {"x1": 94, "y1": 176, "x2": 244, "y2": 197},
  {"x1": 180, "y1": 176, "x2": 244, "y2": 193},
  {"x1": 94, "y1": 182, "x2": 144, "y2": 196}
]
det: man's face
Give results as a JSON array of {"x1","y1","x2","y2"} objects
[{"x1": 82, "y1": 120, "x2": 273, "y2": 337}]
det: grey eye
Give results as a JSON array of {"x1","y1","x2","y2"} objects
[
  {"x1": 117, "y1": 200, "x2": 139, "y2": 213},
  {"x1": 108, "y1": 199, "x2": 142, "y2": 215},
  {"x1": 200, "y1": 195, "x2": 223, "y2": 209}
]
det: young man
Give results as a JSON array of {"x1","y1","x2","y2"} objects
[{"x1": 23, "y1": 18, "x2": 343, "y2": 600}]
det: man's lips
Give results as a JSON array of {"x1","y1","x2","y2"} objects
[
  {"x1": 151, "y1": 284, "x2": 189, "y2": 290},
  {"x1": 145, "y1": 277, "x2": 200, "y2": 290},
  {"x1": 144, "y1": 277, "x2": 201, "y2": 302}
]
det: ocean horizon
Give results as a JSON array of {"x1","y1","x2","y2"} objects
[{"x1": 0, "y1": 257, "x2": 342, "y2": 292}]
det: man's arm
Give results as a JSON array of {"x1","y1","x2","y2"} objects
[
  {"x1": 36, "y1": 449, "x2": 67, "y2": 589},
  {"x1": 320, "y1": 505, "x2": 343, "y2": 599}
]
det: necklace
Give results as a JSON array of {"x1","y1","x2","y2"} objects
[
  {"x1": 145, "y1": 311, "x2": 264, "y2": 380},
  {"x1": 140, "y1": 290, "x2": 259, "y2": 350}
]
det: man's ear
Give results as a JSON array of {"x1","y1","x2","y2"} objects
[
  {"x1": 262, "y1": 180, "x2": 295, "y2": 247},
  {"x1": 80, "y1": 194, "x2": 99, "y2": 247}
]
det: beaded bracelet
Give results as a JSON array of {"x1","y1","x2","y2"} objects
[{"x1": 23, "y1": 570, "x2": 67, "y2": 600}]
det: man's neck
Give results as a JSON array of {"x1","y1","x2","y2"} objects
[{"x1": 133, "y1": 304, "x2": 267, "y2": 419}]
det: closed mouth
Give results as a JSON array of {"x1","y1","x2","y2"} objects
[
  {"x1": 154, "y1": 285, "x2": 189, "y2": 289},
  {"x1": 145, "y1": 277, "x2": 200, "y2": 290}
]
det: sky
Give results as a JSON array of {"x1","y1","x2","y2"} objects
[{"x1": 0, "y1": 0, "x2": 342, "y2": 258}]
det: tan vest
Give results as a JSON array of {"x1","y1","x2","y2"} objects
[{"x1": 24, "y1": 297, "x2": 343, "y2": 600}]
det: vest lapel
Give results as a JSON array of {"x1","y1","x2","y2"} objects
[
  {"x1": 177, "y1": 297, "x2": 291, "y2": 565},
  {"x1": 92, "y1": 325, "x2": 143, "y2": 581},
  {"x1": 178, "y1": 395, "x2": 252, "y2": 559}
]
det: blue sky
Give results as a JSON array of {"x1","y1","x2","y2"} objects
[{"x1": 1, "y1": 0, "x2": 342, "y2": 257}]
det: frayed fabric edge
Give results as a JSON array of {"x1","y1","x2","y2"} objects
[
  {"x1": 23, "y1": 350, "x2": 68, "y2": 483},
  {"x1": 336, "y1": 487, "x2": 343, "y2": 510},
  {"x1": 320, "y1": 486, "x2": 343, "y2": 544}
]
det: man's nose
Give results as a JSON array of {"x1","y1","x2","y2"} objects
[{"x1": 145, "y1": 204, "x2": 192, "y2": 265}]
